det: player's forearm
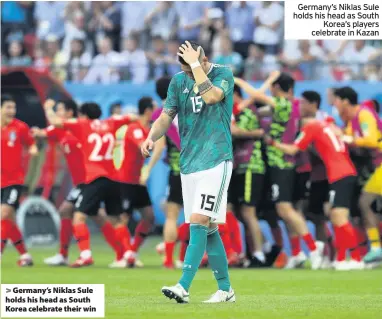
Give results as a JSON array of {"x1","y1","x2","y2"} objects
[
  {"x1": 231, "y1": 124, "x2": 264, "y2": 139},
  {"x1": 146, "y1": 136, "x2": 166, "y2": 171},
  {"x1": 234, "y1": 77, "x2": 274, "y2": 107},
  {"x1": 354, "y1": 136, "x2": 379, "y2": 149},
  {"x1": 274, "y1": 141, "x2": 300, "y2": 156},
  {"x1": 148, "y1": 112, "x2": 173, "y2": 142},
  {"x1": 191, "y1": 65, "x2": 222, "y2": 105}
]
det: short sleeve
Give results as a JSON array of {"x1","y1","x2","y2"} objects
[
  {"x1": 164, "y1": 77, "x2": 178, "y2": 112},
  {"x1": 294, "y1": 124, "x2": 315, "y2": 151},
  {"x1": 111, "y1": 115, "x2": 133, "y2": 129},
  {"x1": 212, "y1": 67, "x2": 234, "y2": 99},
  {"x1": 21, "y1": 123, "x2": 34, "y2": 146}
]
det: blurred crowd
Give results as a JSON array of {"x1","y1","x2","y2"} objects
[{"x1": 2, "y1": 1, "x2": 382, "y2": 83}]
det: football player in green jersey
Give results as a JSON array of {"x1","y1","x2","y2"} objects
[{"x1": 142, "y1": 41, "x2": 235, "y2": 303}]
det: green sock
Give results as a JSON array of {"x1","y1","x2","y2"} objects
[
  {"x1": 206, "y1": 227, "x2": 231, "y2": 292},
  {"x1": 178, "y1": 224, "x2": 208, "y2": 291}
]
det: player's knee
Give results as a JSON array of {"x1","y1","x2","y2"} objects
[
  {"x1": 92, "y1": 214, "x2": 108, "y2": 227},
  {"x1": 73, "y1": 212, "x2": 87, "y2": 225},
  {"x1": 1, "y1": 204, "x2": 14, "y2": 220},
  {"x1": 141, "y1": 207, "x2": 155, "y2": 225},
  {"x1": 119, "y1": 212, "x2": 129, "y2": 225},
  {"x1": 166, "y1": 203, "x2": 180, "y2": 220},
  {"x1": 58, "y1": 202, "x2": 74, "y2": 219},
  {"x1": 359, "y1": 193, "x2": 375, "y2": 212},
  {"x1": 189, "y1": 213, "x2": 209, "y2": 226}
]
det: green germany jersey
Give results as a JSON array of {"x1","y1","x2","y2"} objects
[{"x1": 164, "y1": 64, "x2": 234, "y2": 174}]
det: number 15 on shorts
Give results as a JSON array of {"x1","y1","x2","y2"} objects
[{"x1": 200, "y1": 194, "x2": 216, "y2": 212}]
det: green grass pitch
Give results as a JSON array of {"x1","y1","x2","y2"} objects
[{"x1": 2, "y1": 237, "x2": 382, "y2": 319}]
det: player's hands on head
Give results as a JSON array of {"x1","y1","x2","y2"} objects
[
  {"x1": 177, "y1": 41, "x2": 201, "y2": 65},
  {"x1": 44, "y1": 99, "x2": 56, "y2": 110},
  {"x1": 141, "y1": 138, "x2": 154, "y2": 158}
]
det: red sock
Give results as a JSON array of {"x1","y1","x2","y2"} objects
[
  {"x1": 290, "y1": 235, "x2": 301, "y2": 256},
  {"x1": 132, "y1": 220, "x2": 151, "y2": 252},
  {"x1": 302, "y1": 233, "x2": 317, "y2": 252},
  {"x1": 271, "y1": 226, "x2": 283, "y2": 248},
  {"x1": 177, "y1": 223, "x2": 190, "y2": 242},
  {"x1": 73, "y1": 223, "x2": 90, "y2": 252},
  {"x1": 1, "y1": 219, "x2": 12, "y2": 253},
  {"x1": 101, "y1": 222, "x2": 123, "y2": 260},
  {"x1": 226, "y1": 211, "x2": 243, "y2": 254},
  {"x1": 334, "y1": 225, "x2": 347, "y2": 261},
  {"x1": 115, "y1": 225, "x2": 131, "y2": 253},
  {"x1": 342, "y1": 222, "x2": 361, "y2": 261},
  {"x1": 179, "y1": 241, "x2": 188, "y2": 262},
  {"x1": 219, "y1": 224, "x2": 235, "y2": 256},
  {"x1": 9, "y1": 222, "x2": 27, "y2": 255},
  {"x1": 59, "y1": 218, "x2": 72, "y2": 258},
  {"x1": 164, "y1": 242, "x2": 176, "y2": 265}
]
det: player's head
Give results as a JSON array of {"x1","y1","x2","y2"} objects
[
  {"x1": 233, "y1": 84, "x2": 243, "y2": 103},
  {"x1": 138, "y1": 96, "x2": 155, "y2": 119},
  {"x1": 79, "y1": 102, "x2": 102, "y2": 120},
  {"x1": 270, "y1": 72, "x2": 295, "y2": 97},
  {"x1": 109, "y1": 102, "x2": 122, "y2": 116},
  {"x1": 1, "y1": 94, "x2": 16, "y2": 123},
  {"x1": 178, "y1": 41, "x2": 208, "y2": 80},
  {"x1": 56, "y1": 100, "x2": 78, "y2": 119},
  {"x1": 155, "y1": 76, "x2": 172, "y2": 102},
  {"x1": 300, "y1": 90, "x2": 321, "y2": 118},
  {"x1": 333, "y1": 86, "x2": 358, "y2": 120}
]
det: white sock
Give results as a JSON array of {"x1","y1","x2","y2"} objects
[
  {"x1": 80, "y1": 250, "x2": 92, "y2": 259},
  {"x1": 253, "y1": 251, "x2": 265, "y2": 263}
]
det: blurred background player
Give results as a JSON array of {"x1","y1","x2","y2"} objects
[
  {"x1": 43, "y1": 101, "x2": 134, "y2": 267},
  {"x1": 1, "y1": 95, "x2": 38, "y2": 266},
  {"x1": 271, "y1": 115, "x2": 363, "y2": 270},
  {"x1": 232, "y1": 72, "x2": 324, "y2": 269},
  {"x1": 334, "y1": 87, "x2": 382, "y2": 264},
  {"x1": 117, "y1": 96, "x2": 163, "y2": 267},
  {"x1": 143, "y1": 41, "x2": 235, "y2": 303}
]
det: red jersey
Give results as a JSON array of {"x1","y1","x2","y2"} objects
[
  {"x1": 1, "y1": 119, "x2": 34, "y2": 188},
  {"x1": 45, "y1": 126, "x2": 86, "y2": 186},
  {"x1": 118, "y1": 121, "x2": 149, "y2": 184},
  {"x1": 294, "y1": 120, "x2": 356, "y2": 183},
  {"x1": 62, "y1": 116, "x2": 132, "y2": 184}
]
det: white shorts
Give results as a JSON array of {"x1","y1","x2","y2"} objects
[{"x1": 181, "y1": 160, "x2": 232, "y2": 224}]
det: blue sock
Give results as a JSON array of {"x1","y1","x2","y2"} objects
[
  {"x1": 206, "y1": 227, "x2": 231, "y2": 292},
  {"x1": 178, "y1": 224, "x2": 208, "y2": 291}
]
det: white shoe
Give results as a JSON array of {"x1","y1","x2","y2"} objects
[
  {"x1": 320, "y1": 256, "x2": 332, "y2": 269},
  {"x1": 334, "y1": 259, "x2": 364, "y2": 271},
  {"x1": 108, "y1": 259, "x2": 127, "y2": 268},
  {"x1": 162, "y1": 283, "x2": 189, "y2": 303},
  {"x1": 174, "y1": 260, "x2": 183, "y2": 269},
  {"x1": 284, "y1": 252, "x2": 307, "y2": 269},
  {"x1": 44, "y1": 254, "x2": 68, "y2": 266},
  {"x1": 156, "y1": 242, "x2": 165, "y2": 255},
  {"x1": 134, "y1": 259, "x2": 144, "y2": 268},
  {"x1": 203, "y1": 288, "x2": 236, "y2": 303},
  {"x1": 310, "y1": 241, "x2": 325, "y2": 270}
]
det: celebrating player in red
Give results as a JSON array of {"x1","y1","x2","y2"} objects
[
  {"x1": 1, "y1": 95, "x2": 38, "y2": 266},
  {"x1": 270, "y1": 118, "x2": 364, "y2": 270},
  {"x1": 44, "y1": 101, "x2": 135, "y2": 267},
  {"x1": 117, "y1": 97, "x2": 161, "y2": 266}
]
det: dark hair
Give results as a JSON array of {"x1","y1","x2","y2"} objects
[
  {"x1": 156, "y1": 76, "x2": 172, "y2": 100},
  {"x1": 7, "y1": 40, "x2": 27, "y2": 58},
  {"x1": 333, "y1": 86, "x2": 358, "y2": 105},
  {"x1": 58, "y1": 99, "x2": 78, "y2": 118},
  {"x1": 138, "y1": 97, "x2": 154, "y2": 115},
  {"x1": 178, "y1": 41, "x2": 203, "y2": 66},
  {"x1": 109, "y1": 102, "x2": 122, "y2": 116},
  {"x1": 272, "y1": 72, "x2": 295, "y2": 93},
  {"x1": 301, "y1": 91, "x2": 321, "y2": 109},
  {"x1": 80, "y1": 102, "x2": 102, "y2": 119},
  {"x1": 70, "y1": 38, "x2": 85, "y2": 58},
  {"x1": 1, "y1": 94, "x2": 14, "y2": 107},
  {"x1": 152, "y1": 35, "x2": 164, "y2": 42},
  {"x1": 233, "y1": 84, "x2": 243, "y2": 98}
]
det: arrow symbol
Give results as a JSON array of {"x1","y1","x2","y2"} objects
[{"x1": 6, "y1": 288, "x2": 11, "y2": 293}]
